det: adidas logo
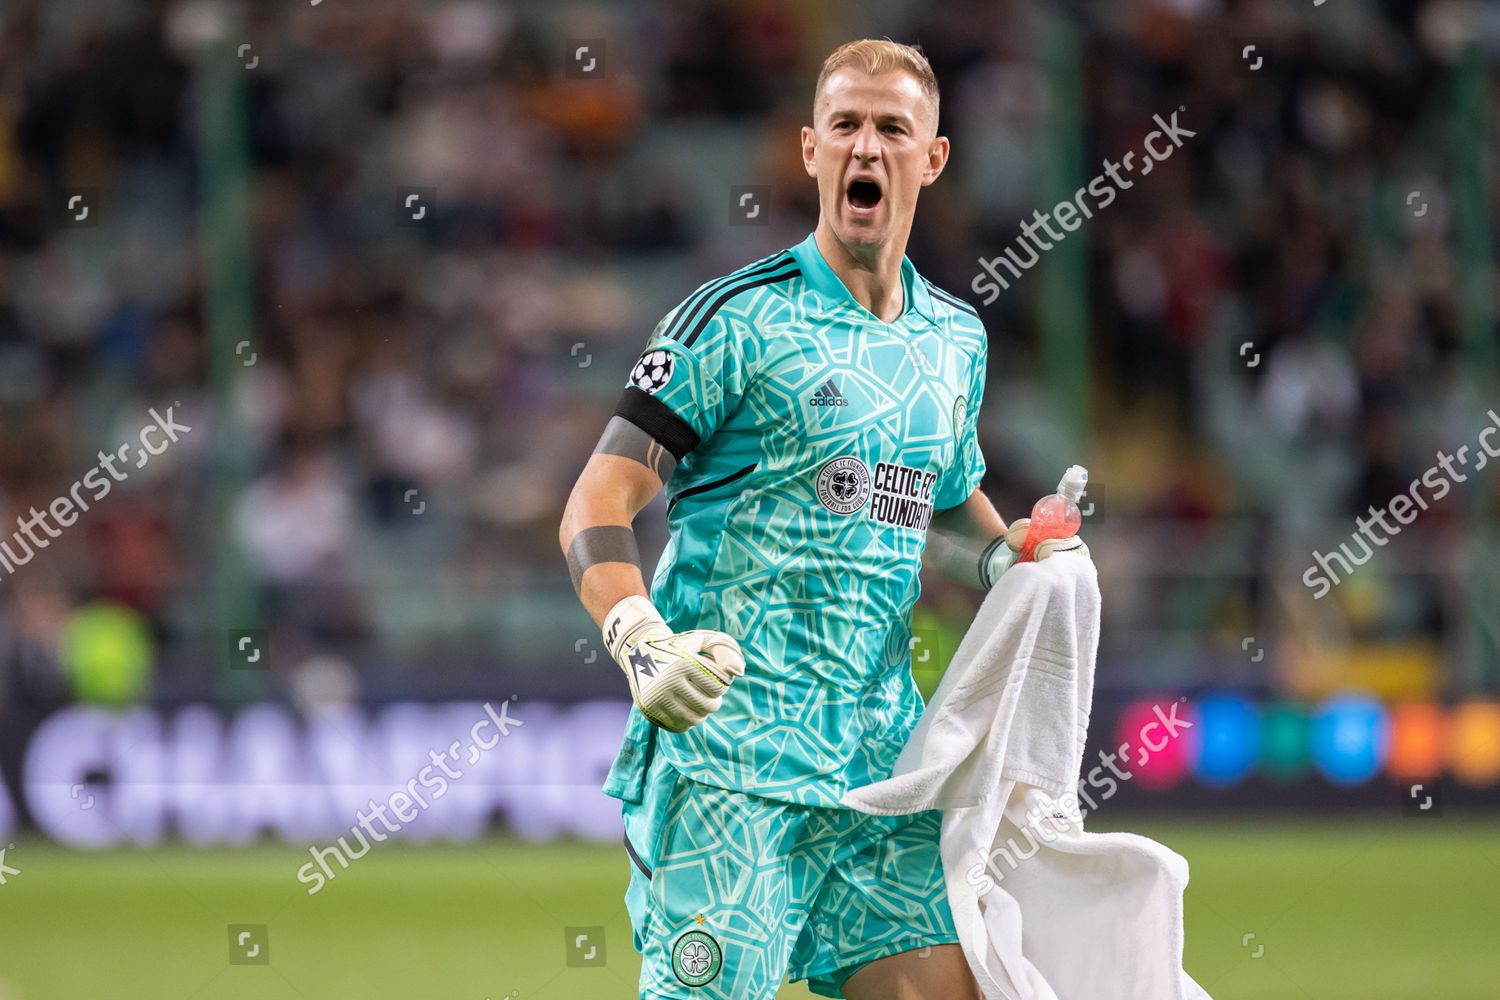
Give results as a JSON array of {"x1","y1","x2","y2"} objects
[{"x1": 809, "y1": 378, "x2": 849, "y2": 407}]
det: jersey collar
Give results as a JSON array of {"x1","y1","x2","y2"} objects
[{"x1": 791, "y1": 232, "x2": 937, "y2": 327}]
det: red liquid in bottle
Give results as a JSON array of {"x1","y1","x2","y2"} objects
[{"x1": 1019, "y1": 465, "x2": 1088, "y2": 562}]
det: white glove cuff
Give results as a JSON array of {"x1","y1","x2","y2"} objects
[
  {"x1": 603, "y1": 594, "x2": 666, "y2": 663},
  {"x1": 981, "y1": 541, "x2": 1016, "y2": 589}
]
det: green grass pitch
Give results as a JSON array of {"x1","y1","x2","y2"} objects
[{"x1": 0, "y1": 818, "x2": 1495, "y2": 999}]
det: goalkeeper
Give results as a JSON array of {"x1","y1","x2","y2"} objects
[{"x1": 559, "y1": 39, "x2": 1087, "y2": 1000}]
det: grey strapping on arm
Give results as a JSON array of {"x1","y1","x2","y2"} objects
[
  {"x1": 567, "y1": 417, "x2": 674, "y2": 594},
  {"x1": 594, "y1": 416, "x2": 677, "y2": 481},
  {"x1": 923, "y1": 524, "x2": 1008, "y2": 590},
  {"x1": 566, "y1": 525, "x2": 642, "y2": 594}
]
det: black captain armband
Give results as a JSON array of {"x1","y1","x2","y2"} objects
[{"x1": 613, "y1": 386, "x2": 700, "y2": 461}]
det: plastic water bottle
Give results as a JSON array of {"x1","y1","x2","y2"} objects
[{"x1": 1019, "y1": 465, "x2": 1089, "y2": 562}]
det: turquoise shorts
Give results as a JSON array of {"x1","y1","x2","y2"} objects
[{"x1": 617, "y1": 739, "x2": 959, "y2": 998}]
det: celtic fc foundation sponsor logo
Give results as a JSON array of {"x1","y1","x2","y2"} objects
[
  {"x1": 869, "y1": 460, "x2": 936, "y2": 531},
  {"x1": 815, "y1": 455, "x2": 871, "y2": 515},
  {"x1": 671, "y1": 929, "x2": 723, "y2": 987}
]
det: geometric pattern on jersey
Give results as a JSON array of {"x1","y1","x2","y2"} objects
[
  {"x1": 604, "y1": 232, "x2": 990, "y2": 809},
  {"x1": 621, "y1": 751, "x2": 958, "y2": 999}
]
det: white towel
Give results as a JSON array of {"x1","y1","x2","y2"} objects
[{"x1": 843, "y1": 556, "x2": 1210, "y2": 1000}]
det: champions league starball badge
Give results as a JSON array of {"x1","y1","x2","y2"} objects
[{"x1": 630, "y1": 349, "x2": 675, "y2": 394}]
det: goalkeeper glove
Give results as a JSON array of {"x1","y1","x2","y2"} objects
[
  {"x1": 601, "y1": 595, "x2": 745, "y2": 733},
  {"x1": 1004, "y1": 518, "x2": 1090, "y2": 562},
  {"x1": 978, "y1": 520, "x2": 1088, "y2": 588}
]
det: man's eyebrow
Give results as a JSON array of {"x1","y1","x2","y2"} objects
[{"x1": 824, "y1": 107, "x2": 917, "y2": 125}]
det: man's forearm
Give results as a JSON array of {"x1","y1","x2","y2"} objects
[
  {"x1": 560, "y1": 419, "x2": 672, "y2": 626},
  {"x1": 925, "y1": 521, "x2": 1009, "y2": 590},
  {"x1": 925, "y1": 490, "x2": 1011, "y2": 590},
  {"x1": 559, "y1": 463, "x2": 659, "y2": 627},
  {"x1": 575, "y1": 555, "x2": 649, "y2": 628},
  {"x1": 561, "y1": 503, "x2": 651, "y2": 627}
]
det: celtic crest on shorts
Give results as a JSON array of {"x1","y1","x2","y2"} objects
[{"x1": 671, "y1": 929, "x2": 723, "y2": 987}]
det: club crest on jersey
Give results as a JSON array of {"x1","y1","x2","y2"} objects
[
  {"x1": 953, "y1": 395, "x2": 968, "y2": 437},
  {"x1": 630, "y1": 349, "x2": 675, "y2": 395},
  {"x1": 815, "y1": 456, "x2": 871, "y2": 515}
]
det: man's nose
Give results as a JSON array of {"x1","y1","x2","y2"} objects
[{"x1": 852, "y1": 123, "x2": 881, "y2": 160}]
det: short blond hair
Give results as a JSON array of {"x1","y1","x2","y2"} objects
[{"x1": 814, "y1": 39, "x2": 940, "y2": 127}]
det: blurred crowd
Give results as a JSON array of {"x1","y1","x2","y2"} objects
[{"x1": 0, "y1": 0, "x2": 1497, "y2": 716}]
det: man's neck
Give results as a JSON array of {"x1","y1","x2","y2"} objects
[{"x1": 813, "y1": 223, "x2": 907, "y2": 323}]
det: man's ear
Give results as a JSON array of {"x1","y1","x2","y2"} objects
[
  {"x1": 801, "y1": 125, "x2": 817, "y2": 178},
  {"x1": 921, "y1": 135, "x2": 950, "y2": 187}
]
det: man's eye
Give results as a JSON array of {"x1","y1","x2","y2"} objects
[{"x1": 883, "y1": 125, "x2": 905, "y2": 135}]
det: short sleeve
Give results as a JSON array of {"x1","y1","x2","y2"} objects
[
  {"x1": 613, "y1": 301, "x2": 752, "y2": 461},
  {"x1": 933, "y1": 340, "x2": 988, "y2": 512}
]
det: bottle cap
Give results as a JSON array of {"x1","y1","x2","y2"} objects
[{"x1": 1057, "y1": 465, "x2": 1088, "y2": 502}]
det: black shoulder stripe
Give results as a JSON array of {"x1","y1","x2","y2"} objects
[
  {"x1": 927, "y1": 281, "x2": 980, "y2": 317},
  {"x1": 614, "y1": 387, "x2": 700, "y2": 460},
  {"x1": 623, "y1": 832, "x2": 652, "y2": 879},
  {"x1": 665, "y1": 252, "x2": 793, "y2": 343},
  {"x1": 682, "y1": 267, "x2": 801, "y2": 349},
  {"x1": 927, "y1": 281, "x2": 977, "y2": 314},
  {"x1": 665, "y1": 462, "x2": 758, "y2": 515}
]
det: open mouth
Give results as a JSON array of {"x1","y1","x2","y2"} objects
[{"x1": 846, "y1": 179, "x2": 882, "y2": 211}]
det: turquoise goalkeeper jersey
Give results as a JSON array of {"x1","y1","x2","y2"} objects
[{"x1": 602, "y1": 232, "x2": 989, "y2": 808}]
